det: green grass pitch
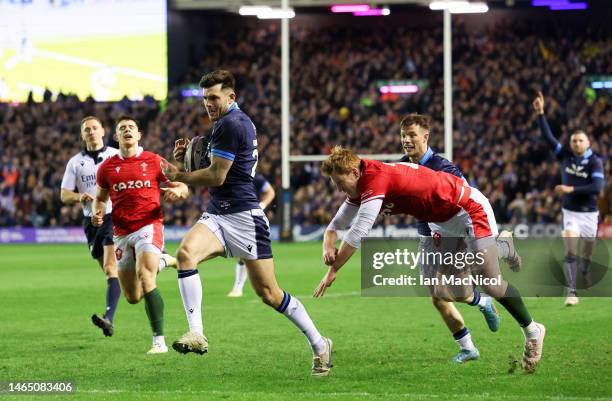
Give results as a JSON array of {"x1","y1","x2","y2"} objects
[{"x1": 1, "y1": 241, "x2": 611, "y2": 401}]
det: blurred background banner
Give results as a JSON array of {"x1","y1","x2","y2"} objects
[{"x1": 2, "y1": 223, "x2": 611, "y2": 244}]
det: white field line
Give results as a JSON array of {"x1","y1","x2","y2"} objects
[{"x1": 18, "y1": 47, "x2": 166, "y2": 82}]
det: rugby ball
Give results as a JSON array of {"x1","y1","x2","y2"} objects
[{"x1": 184, "y1": 136, "x2": 210, "y2": 172}]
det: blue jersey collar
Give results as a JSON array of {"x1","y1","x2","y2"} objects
[
  {"x1": 214, "y1": 102, "x2": 240, "y2": 127},
  {"x1": 574, "y1": 148, "x2": 592, "y2": 158},
  {"x1": 224, "y1": 101, "x2": 240, "y2": 116},
  {"x1": 418, "y1": 147, "x2": 434, "y2": 165}
]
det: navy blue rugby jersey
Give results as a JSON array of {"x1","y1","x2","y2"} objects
[
  {"x1": 207, "y1": 102, "x2": 260, "y2": 214},
  {"x1": 538, "y1": 115, "x2": 604, "y2": 212}
]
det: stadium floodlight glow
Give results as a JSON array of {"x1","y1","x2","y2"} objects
[
  {"x1": 379, "y1": 85, "x2": 420, "y2": 94},
  {"x1": 353, "y1": 7, "x2": 390, "y2": 16},
  {"x1": 331, "y1": 4, "x2": 371, "y2": 13},
  {"x1": 591, "y1": 81, "x2": 612, "y2": 89},
  {"x1": 549, "y1": 2, "x2": 587, "y2": 9},
  {"x1": 453, "y1": 3, "x2": 488, "y2": 13},
  {"x1": 429, "y1": 1, "x2": 489, "y2": 13},
  {"x1": 531, "y1": 0, "x2": 588, "y2": 9},
  {"x1": 256, "y1": 8, "x2": 295, "y2": 19},
  {"x1": 531, "y1": 0, "x2": 564, "y2": 5},
  {"x1": 238, "y1": 6, "x2": 272, "y2": 16},
  {"x1": 181, "y1": 88, "x2": 201, "y2": 98},
  {"x1": 429, "y1": 1, "x2": 467, "y2": 10}
]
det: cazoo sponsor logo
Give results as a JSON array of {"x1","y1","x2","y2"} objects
[{"x1": 113, "y1": 180, "x2": 152, "y2": 192}]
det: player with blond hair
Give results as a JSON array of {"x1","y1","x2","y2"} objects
[{"x1": 316, "y1": 146, "x2": 546, "y2": 372}]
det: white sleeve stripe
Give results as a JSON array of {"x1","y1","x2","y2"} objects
[{"x1": 361, "y1": 195, "x2": 385, "y2": 203}]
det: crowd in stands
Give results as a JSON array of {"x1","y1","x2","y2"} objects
[{"x1": 0, "y1": 12, "x2": 609, "y2": 230}]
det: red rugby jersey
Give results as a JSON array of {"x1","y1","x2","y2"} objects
[
  {"x1": 347, "y1": 159, "x2": 470, "y2": 222},
  {"x1": 97, "y1": 148, "x2": 168, "y2": 236}
]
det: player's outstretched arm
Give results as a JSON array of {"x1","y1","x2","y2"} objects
[
  {"x1": 533, "y1": 91, "x2": 562, "y2": 153},
  {"x1": 163, "y1": 155, "x2": 232, "y2": 187},
  {"x1": 313, "y1": 199, "x2": 382, "y2": 298},
  {"x1": 532, "y1": 91, "x2": 545, "y2": 115},
  {"x1": 322, "y1": 201, "x2": 359, "y2": 265},
  {"x1": 91, "y1": 186, "x2": 110, "y2": 227},
  {"x1": 322, "y1": 230, "x2": 339, "y2": 266},
  {"x1": 314, "y1": 241, "x2": 358, "y2": 298},
  {"x1": 161, "y1": 181, "x2": 190, "y2": 202}
]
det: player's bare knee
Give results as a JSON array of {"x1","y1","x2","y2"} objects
[
  {"x1": 103, "y1": 262, "x2": 118, "y2": 278},
  {"x1": 138, "y1": 271, "x2": 156, "y2": 292},
  {"x1": 482, "y1": 284, "x2": 506, "y2": 300},
  {"x1": 140, "y1": 279, "x2": 156, "y2": 293},
  {"x1": 255, "y1": 286, "x2": 279, "y2": 307},
  {"x1": 432, "y1": 297, "x2": 451, "y2": 309},
  {"x1": 124, "y1": 292, "x2": 141, "y2": 304},
  {"x1": 176, "y1": 245, "x2": 196, "y2": 268},
  {"x1": 581, "y1": 241, "x2": 595, "y2": 259},
  {"x1": 257, "y1": 289, "x2": 275, "y2": 306}
]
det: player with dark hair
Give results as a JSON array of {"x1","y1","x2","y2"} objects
[
  {"x1": 396, "y1": 113, "x2": 521, "y2": 363},
  {"x1": 316, "y1": 146, "x2": 546, "y2": 372},
  {"x1": 164, "y1": 70, "x2": 333, "y2": 376},
  {"x1": 532, "y1": 92, "x2": 605, "y2": 306},
  {"x1": 92, "y1": 115, "x2": 188, "y2": 354}
]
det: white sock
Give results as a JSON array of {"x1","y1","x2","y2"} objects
[
  {"x1": 496, "y1": 238, "x2": 510, "y2": 259},
  {"x1": 158, "y1": 258, "x2": 167, "y2": 272},
  {"x1": 278, "y1": 292, "x2": 326, "y2": 355},
  {"x1": 232, "y1": 261, "x2": 248, "y2": 292},
  {"x1": 522, "y1": 320, "x2": 540, "y2": 340},
  {"x1": 178, "y1": 269, "x2": 204, "y2": 335},
  {"x1": 454, "y1": 329, "x2": 476, "y2": 351},
  {"x1": 478, "y1": 294, "x2": 489, "y2": 308},
  {"x1": 153, "y1": 335, "x2": 166, "y2": 347}
]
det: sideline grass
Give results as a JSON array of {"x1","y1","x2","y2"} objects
[{"x1": 1, "y1": 242, "x2": 611, "y2": 401}]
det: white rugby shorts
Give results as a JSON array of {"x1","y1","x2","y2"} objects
[
  {"x1": 562, "y1": 208, "x2": 599, "y2": 239},
  {"x1": 114, "y1": 222, "x2": 164, "y2": 271},
  {"x1": 197, "y1": 209, "x2": 273, "y2": 260},
  {"x1": 429, "y1": 186, "x2": 499, "y2": 251}
]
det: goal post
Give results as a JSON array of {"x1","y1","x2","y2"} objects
[{"x1": 278, "y1": 1, "x2": 454, "y2": 242}]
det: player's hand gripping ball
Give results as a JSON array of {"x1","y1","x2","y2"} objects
[{"x1": 184, "y1": 136, "x2": 210, "y2": 173}]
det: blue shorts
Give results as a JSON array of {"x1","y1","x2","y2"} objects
[{"x1": 83, "y1": 214, "x2": 114, "y2": 259}]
